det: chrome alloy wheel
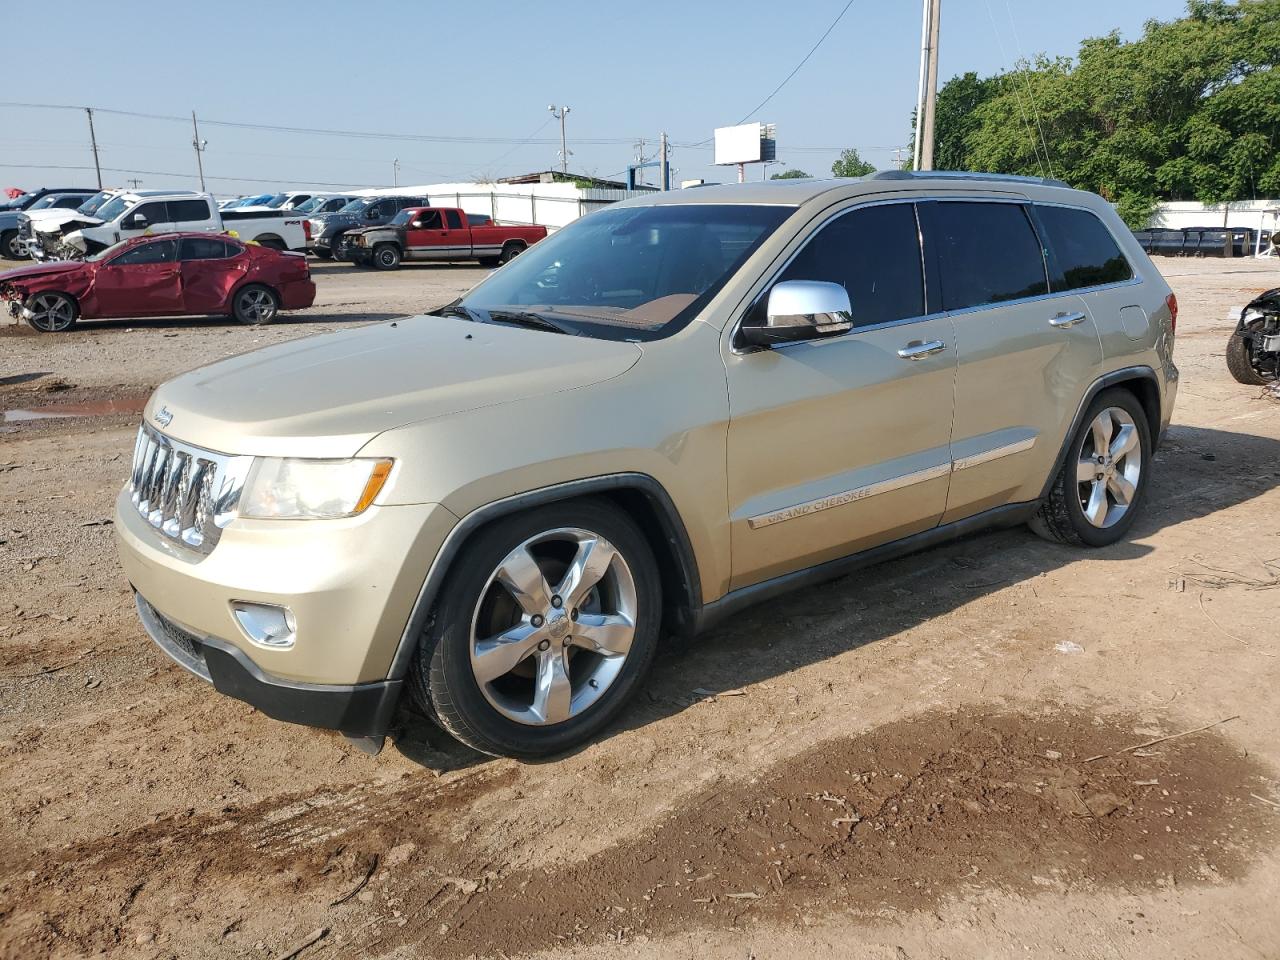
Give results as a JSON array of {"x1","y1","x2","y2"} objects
[
  {"x1": 237, "y1": 287, "x2": 277, "y2": 323},
  {"x1": 1076, "y1": 406, "x2": 1142, "y2": 529},
  {"x1": 469, "y1": 527, "x2": 637, "y2": 726},
  {"x1": 27, "y1": 293, "x2": 75, "y2": 332}
]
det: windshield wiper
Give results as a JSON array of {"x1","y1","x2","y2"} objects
[
  {"x1": 438, "y1": 303, "x2": 482, "y2": 322},
  {"x1": 486, "y1": 309, "x2": 575, "y2": 335}
]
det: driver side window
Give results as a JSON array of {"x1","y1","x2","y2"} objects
[
  {"x1": 415, "y1": 210, "x2": 442, "y2": 229},
  {"x1": 110, "y1": 239, "x2": 178, "y2": 266},
  {"x1": 127, "y1": 202, "x2": 166, "y2": 227},
  {"x1": 771, "y1": 202, "x2": 926, "y2": 329}
]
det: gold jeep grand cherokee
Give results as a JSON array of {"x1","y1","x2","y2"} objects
[{"x1": 116, "y1": 172, "x2": 1178, "y2": 759}]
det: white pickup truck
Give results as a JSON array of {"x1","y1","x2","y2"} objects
[{"x1": 46, "y1": 191, "x2": 309, "y2": 259}]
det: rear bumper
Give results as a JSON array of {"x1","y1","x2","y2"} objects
[
  {"x1": 280, "y1": 278, "x2": 317, "y2": 310},
  {"x1": 134, "y1": 592, "x2": 402, "y2": 736}
]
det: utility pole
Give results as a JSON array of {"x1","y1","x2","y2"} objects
[
  {"x1": 548, "y1": 104, "x2": 571, "y2": 174},
  {"x1": 127, "y1": 178, "x2": 143, "y2": 190},
  {"x1": 392, "y1": 158, "x2": 400, "y2": 186},
  {"x1": 191, "y1": 111, "x2": 208, "y2": 191},
  {"x1": 892, "y1": 146, "x2": 911, "y2": 170},
  {"x1": 659, "y1": 132, "x2": 670, "y2": 191},
  {"x1": 85, "y1": 108, "x2": 102, "y2": 189},
  {"x1": 913, "y1": 0, "x2": 942, "y2": 171}
]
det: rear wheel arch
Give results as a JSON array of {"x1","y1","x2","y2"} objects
[
  {"x1": 253, "y1": 234, "x2": 286, "y2": 251},
  {"x1": 387, "y1": 474, "x2": 702, "y2": 684}
]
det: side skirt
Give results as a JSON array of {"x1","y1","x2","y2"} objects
[{"x1": 692, "y1": 500, "x2": 1037, "y2": 635}]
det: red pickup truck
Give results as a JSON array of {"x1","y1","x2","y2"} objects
[{"x1": 346, "y1": 207, "x2": 547, "y2": 270}]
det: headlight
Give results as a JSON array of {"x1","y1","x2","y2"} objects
[{"x1": 239, "y1": 458, "x2": 393, "y2": 520}]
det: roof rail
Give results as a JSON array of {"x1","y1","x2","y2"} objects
[{"x1": 869, "y1": 170, "x2": 1071, "y2": 189}]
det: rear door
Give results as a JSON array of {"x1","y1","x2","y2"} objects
[
  {"x1": 179, "y1": 236, "x2": 245, "y2": 313},
  {"x1": 93, "y1": 238, "x2": 183, "y2": 316},
  {"x1": 919, "y1": 198, "x2": 1103, "y2": 522},
  {"x1": 169, "y1": 198, "x2": 219, "y2": 233},
  {"x1": 724, "y1": 200, "x2": 957, "y2": 589},
  {"x1": 437, "y1": 208, "x2": 475, "y2": 258}
]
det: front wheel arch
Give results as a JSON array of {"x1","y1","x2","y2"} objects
[
  {"x1": 387, "y1": 474, "x2": 702, "y2": 685},
  {"x1": 23, "y1": 290, "x2": 80, "y2": 332}
]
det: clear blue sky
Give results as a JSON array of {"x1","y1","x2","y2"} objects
[{"x1": 2, "y1": 0, "x2": 1189, "y2": 196}]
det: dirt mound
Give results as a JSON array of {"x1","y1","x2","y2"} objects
[{"x1": 1, "y1": 706, "x2": 1273, "y2": 959}]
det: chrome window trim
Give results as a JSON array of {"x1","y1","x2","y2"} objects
[{"x1": 728, "y1": 193, "x2": 1148, "y2": 355}]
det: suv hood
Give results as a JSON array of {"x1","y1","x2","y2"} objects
[
  {"x1": 147, "y1": 314, "x2": 643, "y2": 458},
  {"x1": 33, "y1": 211, "x2": 103, "y2": 233}
]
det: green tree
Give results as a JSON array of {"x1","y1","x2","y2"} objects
[
  {"x1": 770, "y1": 168, "x2": 812, "y2": 179},
  {"x1": 922, "y1": 0, "x2": 1280, "y2": 229},
  {"x1": 831, "y1": 148, "x2": 876, "y2": 179}
]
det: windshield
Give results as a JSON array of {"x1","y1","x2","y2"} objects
[
  {"x1": 338, "y1": 197, "x2": 371, "y2": 214},
  {"x1": 77, "y1": 191, "x2": 111, "y2": 215},
  {"x1": 28, "y1": 195, "x2": 63, "y2": 210},
  {"x1": 454, "y1": 203, "x2": 791, "y2": 342},
  {"x1": 389, "y1": 209, "x2": 417, "y2": 226},
  {"x1": 94, "y1": 195, "x2": 132, "y2": 223},
  {"x1": 294, "y1": 196, "x2": 324, "y2": 214},
  {"x1": 264, "y1": 194, "x2": 289, "y2": 208}
]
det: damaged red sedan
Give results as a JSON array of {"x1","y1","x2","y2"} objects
[{"x1": 0, "y1": 233, "x2": 316, "y2": 333}]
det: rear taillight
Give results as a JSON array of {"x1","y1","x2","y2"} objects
[
  {"x1": 303, "y1": 220, "x2": 312, "y2": 241},
  {"x1": 1166, "y1": 293, "x2": 1178, "y2": 334}
]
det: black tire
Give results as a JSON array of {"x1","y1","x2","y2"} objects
[
  {"x1": 1, "y1": 229, "x2": 26, "y2": 260},
  {"x1": 23, "y1": 291, "x2": 78, "y2": 333},
  {"x1": 256, "y1": 237, "x2": 286, "y2": 252},
  {"x1": 409, "y1": 498, "x2": 662, "y2": 759},
  {"x1": 498, "y1": 242, "x2": 525, "y2": 265},
  {"x1": 331, "y1": 232, "x2": 351, "y2": 262},
  {"x1": 312, "y1": 247, "x2": 333, "y2": 261},
  {"x1": 1226, "y1": 320, "x2": 1275, "y2": 385},
  {"x1": 232, "y1": 284, "x2": 280, "y2": 325},
  {"x1": 372, "y1": 243, "x2": 401, "y2": 270},
  {"x1": 1029, "y1": 388, "x2": 1152, "y2": 547},
  {"x1": 478, "y1": 256, "x2": 500, "y2": 268}
]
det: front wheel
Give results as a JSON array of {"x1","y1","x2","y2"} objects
[
  {"x1": 1029, "y1": 388, "x2": 1151, "y2": 547},
  {"x1": 312, "y1": 247, "x2": 333, "y2": 261},
  {"x1": 1, "y1": 230, "x2": 26, "y2": 260},
  {"x1": 1226, "y1": 319, "x2": 1277, "y2": 385},
  {"x1": 409, "y1": 499, "x2": 661, "y2": 759},
  {"x1": 232, "y1": 284, "x2": 280, "y2": 325},
  {"x1": 24, "y1": 291, "x2": 78, "y2": 333},
  {"x1": 372, "y1": 243, "x2": 401, "y2": 270}
]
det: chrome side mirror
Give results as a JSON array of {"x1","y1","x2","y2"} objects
[{"x1": 740, "y1": 280, "x2": 853, "y2": 348}]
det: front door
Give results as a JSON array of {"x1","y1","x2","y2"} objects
[
  {"x1": 724, "y1": 201, "x2": 957, "y2": 590},
  {"x1": 93, "y1": 238, "x2": 184, "y2": 316},
  {"x1": 403, "y1": 208, "x2": 455, "y2": 260},
  {"x1": 918, "y1": 199, "x2": 1105, "y2": 522}
]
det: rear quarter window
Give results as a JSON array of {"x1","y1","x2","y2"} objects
[
  {"x1": 169, "y1": 199, "x2": 212, "y2": 221},
  {"x1": 1035, "y1": 205, "x2": 1134, "y2": 291}
]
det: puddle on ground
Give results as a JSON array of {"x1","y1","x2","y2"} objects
[{"x1": 3, "y1": 397, "x2": 147, "y2": 422}]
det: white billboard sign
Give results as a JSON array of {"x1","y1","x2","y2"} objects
[{"x1": 714, "y1": 123, "x2": 765, "y2": 165}]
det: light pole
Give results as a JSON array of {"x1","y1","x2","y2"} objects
[
  {"x1": 913, "y1": 0, "x2": 942, "y2": 171},
  {"x1": 191, "y1": 111, "x2": 208, "y2": 191},
  {"x1": 392, "y1": 158, "x2": 400, "y2": 187},
  {"x1": 548, "y1": 104, "x2": 571, "y2": 175}
]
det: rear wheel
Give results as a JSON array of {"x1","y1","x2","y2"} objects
[
  {"x1": 256, "y1": 237, "x2": 286, "y2": 252},
  {"x1": 312, "y1": 247, "x2": 333, "y2": 261},
  {"x1": 1, "y1": 230, "x2": 25, "y2": 260},
  {"x1": 372, "y1": 243, "x2": 401, "y2": 270},
  {"x1": 232, "y1": 284, "x2": 280, "y2": 325},
  {"x1": 1226, "y1": 319, "x2": 1276, "y2": 385},
  {"x1": 24, "y1": 291, "x2": 77, "y2": 333},
  {"x1": 1029, "y1": 388, "x2": 1151, "y2": 547},
  {"x1": 409, "y1": 499, "x2": 661, "y2": 759},
  {"x1": 499, "y1": 241, "x2": 525, "y2": 264}
]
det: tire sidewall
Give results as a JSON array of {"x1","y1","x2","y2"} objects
[
  {"x1": 1060, "y1": 389, "x2": 1152, "y2": 547},
  {"x1": 1, "y1": 230, "x2": 25, "y2": 260},
  {"x1": 421, "y1": 499, "x2": 661, "y2": 759},
  {"x1": 374, "y1": 244, "x2": 400, "y2": 270}
]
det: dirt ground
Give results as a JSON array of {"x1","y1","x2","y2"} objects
[{"x1": 1, "y1": 256, "x2": 1279, "y2": 960}]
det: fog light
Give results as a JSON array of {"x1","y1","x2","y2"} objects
[{"x1": 231, "y1": 601, "x2": 297, "y2": 650}]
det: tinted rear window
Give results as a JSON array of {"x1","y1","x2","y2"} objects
[
  {"x1": 773, "y1": 202, "x2": 925, "y2": 328},
  {"x1": 1036, "y1": 205, "x2": 1133, "y2": 291},
  {"x1": 926, "y1": 202, "x2": 1048, "y2": 311},
  {"x1": 169, "y1": 199, "x2": 212, "y2": 222}
]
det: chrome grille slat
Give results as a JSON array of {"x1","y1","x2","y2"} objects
[{"x1": 127, "y1": 423, "x2": 252, "y2": 557}]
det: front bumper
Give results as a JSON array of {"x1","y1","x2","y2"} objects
[
  {"x1": 134, "y1": 592, "x2": 402, "y2": 736},
  {"x1": 115, "y1": 485, "x2": 458, "y2": 687}
]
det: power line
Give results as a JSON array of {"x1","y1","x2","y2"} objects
[
  {"x1": 981, "y1": 0, "x2": 1047, "y2": 178},
  {"x1": 1002, "y1": 0, "x2": 1055, "y2": 179},
  {"x1": 0, "y1": 161, "x2": 387, "y2": 189},
  {"x1": 684, "y1": 0, "x2": 857, "y2": 146}
]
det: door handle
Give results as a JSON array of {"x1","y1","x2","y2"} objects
[
  {"x1": 1049, "y1": 311, "x2": 1087, "y2": 328},
  {"x1": 897, "y1": 339, "x2": 946, "y2": 360}
]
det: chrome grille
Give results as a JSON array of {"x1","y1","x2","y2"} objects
[{"x1": 128, "y1": 423, "x2": 253, "y2": 555}]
